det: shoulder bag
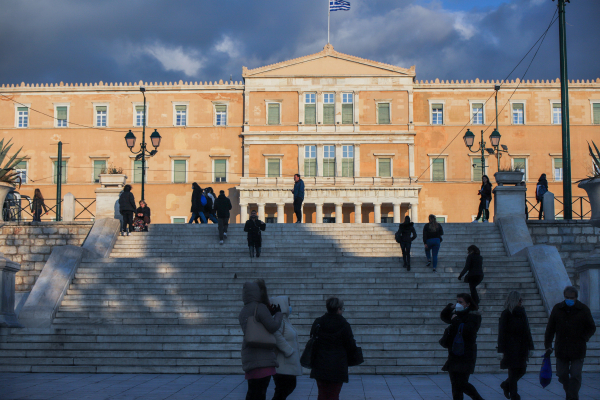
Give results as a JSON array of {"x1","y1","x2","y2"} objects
[
  {"x1": 452, "y1": 323, "x2": 465, "y2": 356},
  {"x1": 300, "y1": 323, "x2": 319, "y2": 369},
  {"x1": 348, "y1": 346, "x2": 364, "y2": 366},
  {"x1": 244, "y1": 304, "x2": 277, "y2": 349},
  {"x1": 439, "y1": 326, "x2": 451, "y2": 349}
]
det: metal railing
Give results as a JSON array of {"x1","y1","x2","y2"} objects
[
  {"x1": 2, "y1": 196, "x2": 95, "y2": 222},
  {"x1": 526, "y1": 196, "x2": 590, "y2": 220},
  {"x1": 73, "y1": 198, "x2": 96, "y2": 220}
]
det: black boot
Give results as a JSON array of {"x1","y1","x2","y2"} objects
[
  {"x1": 256, "y1": 247, "x2": 261, "y2": 258},
  {"x1": 249, "y1": 246, "x2": 254, "y2": 258}
]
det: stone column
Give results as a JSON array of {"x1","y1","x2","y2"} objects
[
  {"x1": 277, "y1": 203, "x2": 285, "y2": 223},
  {"x1": 410, "y1": 203, "x2": 419, "y2": 223},
  {"x1": 335, "y1": 145, "x2": 343, "y2": 177},
  {"x1": 335, "y1": 203, "x2": 343, "y2": 224},
  {"x1": 298, "y1": 145, "x2": 304, "y2": 176},
  {"x1": 95, "y1": 174, "x2": 127, "y2": 220},
  {"x1": 492, "y1": 185, "x2": 527, "y2": 221},
  {"x1": 374, "y1": 203, "x2": 382, "y2": 224},
  {"x1": 393, "y1": 203, "x2": 401, "y2": 223},
  {"x1": 354, "y1": 203, "x2": 362, "y2": 223},
  {"x1": 315, "y1": 203, "x2": 324, "y2": 223},
  {"x1": 0, "y1": 256, "x2": 22, "y2": 327},
  {"x1": 317, "y1": 145, "x2": 324, "y2": 177},
  {"x1": 257, "y1": 203, "x2": 266, "y2": 220},
  {"x1": 243, "y1": 145, "x2": 250, "y2": 177},
  {"x1": 63, "y1": 192, "x2": 76, "y2": 222},
  {"x1": 354, "y1": 144, "x2": 361, "y2": 177},
  {"x1": 408, "y1": 144, "x2": 415, "y2": 178},
  {"x1": 240, "y1": 203, "x2": 248, "y2": 223}
]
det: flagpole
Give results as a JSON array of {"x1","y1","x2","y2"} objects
[{"x1": 327, "y1": 0, "x2": 330, "y2": 43}]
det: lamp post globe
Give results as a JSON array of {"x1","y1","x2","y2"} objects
[
  {"x1": 463, "y1": 129, "x2": 475, "y2": 148},
  {"x1": 150, "y1": 129, "x2": 162, "y2": 148},
  {"x1": 489, "y1": 129, "x2": 501, "y2": 148},
  {"x1": 125, "y1": 130, "x2": 136, "y2": 149}
]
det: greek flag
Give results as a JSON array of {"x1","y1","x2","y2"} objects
[{"x1": 330, "y1": 0, "x2": 350, "y2": 11}]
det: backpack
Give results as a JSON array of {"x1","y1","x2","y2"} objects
[
  {"x1": 200, "y1": 194, "x2": 207, "y2": 206},
  {"x1": 452, "y1": 323, "x2": 465, "y2": 356},
  {"x1": 536, "y1": 185, "x2": 547, "y2": 202},
  {"x1": 205, "y1": 195, "x2": 213, "y2": 210}
]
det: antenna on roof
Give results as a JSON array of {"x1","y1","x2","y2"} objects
[{"x1": 230, "y1": 75, "x2": 233, "y2": 83}]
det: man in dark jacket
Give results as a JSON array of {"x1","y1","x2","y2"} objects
[
  {"x1": 118, "y1": 184, "x2": 136, "y2": 236},
  {"x1": 396, "y1": 216, "x2": 417, "y2": 270},
  {"x1": 189, "y1": 183, "x2": 207, "y2": 224},
  {"x1": 214, "y1": 190, "x2": 232, "y2": 245},
  {"x1": 458, "y1": 245, "x2": 484, "y2": 305},
  {"x1": 244, "y1": 210, "x2": 266, "y2": 258},
  {"x1": 291, "y1": 174, "x2": 304, "y2": 223},
  {"x1": 545, "y1": 286, "x2": 596, "y2": 400}
]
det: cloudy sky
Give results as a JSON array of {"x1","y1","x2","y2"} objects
[{"x1": 1, "y1": 0, "x2": 598, "y2": 85}]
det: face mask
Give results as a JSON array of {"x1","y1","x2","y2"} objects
[
  {"x1": 288, "y1": 306, "x2": 292, "y2": 315},
  {"x1": 565, "y1": 299, "x2": 575, "y2": 307},
  {"x1": 455, "y1": 303, "x2": 465, "y2": 312}
]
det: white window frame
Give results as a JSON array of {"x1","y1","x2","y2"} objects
[
  {"x1": 342, "y1": 93, "x2": 353, "y2": 104},
  {"x1": 305, "y1": 93, "x2": 316, "y2": 104},
  {"x1": 54, "y1": 103, "x2": 70, "y2": 128},
  {"x1": 211, "y1": 156, "x2": 230, "y2": 183},
  {"x1": 90, "y1": 157, "x2": 109, "y2": 183},
  {"x1": 428, "y1": 155, "x2": 448, "y2": 182},
  {"x1": 212, "y1": 101, "x2": 229, "y2": 127},
  {"x1": 511, "y1": 156, "x2": 529, "y2": 182},
  {"x1": 510, "y1": 100, "x2": 526, "y2": 125},
  {"x1": 323, "y1": 145, "x2": 336, "y2": 177},
  {"x1": 170, "y1": 216, "x2": 187, "y2": 224},
  {"x1": 304, "y1": 145, "x2": 317, "y2": 177},
  {"x1": 264, "y1": 155, "x2": 283, "y2": 178},
  {"x1": 265, "y1": 100, "x2": 282, "y2": 125},
  {"x1": 428, "y1": 100, "x2": 445, "y2": 125},
  {"x1": 375, "y1": 155, "x2": 394, "y2": 178},
  {"x1": 375, "y1": 100, "x2": 392, "y2": 125},
  {"x1": 15, "y1": 103, "x2": 31, "y2": 128},
  {"x1": 590, "y1": 100, "x2": 600, "y2": 125},
  {"x1": 131, "y1": 159, "x2": 149, "y2": 183},
  {"x1": 92, "y1": 102, "x2": 109, "y2": 127},
  {"x1": 470, "y1": 156, "x2": 488, "y2": 182},
  {"x1": 172, "y1": 102, "x2": 189, "y2": 127},
  {"x1": 341, "y1": 145, "x2": 354, "y2": 177},
  {"x1": 132, "y1": 102, "x2": 149, "y2": 127},
  {"x1": 15, "y1": 160, "x2": 28, "y2": 184},
  {"x1": 171, "y1": 158, "x2": 189, "y2": 183},
  {"x1": 550, "y1": 100, "x2": 562, "y2": 125},
  {"x1": 435, "y1": 215, "x2": 448, "y2": 223},
  {"x1": 469, "y1": 101, "x2": 485, "y2": 125},
  {"x1": 551, "y1": 155, "x2": 563, "y2": 182}
]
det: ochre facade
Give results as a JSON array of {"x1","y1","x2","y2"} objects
[{"x1": 1, "y1": 44, "x2": 599, "y2": 223}]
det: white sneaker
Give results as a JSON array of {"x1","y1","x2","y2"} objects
[
  {"x1": 219, "y1": 240, "x2": 224, "y2": 245},
  {"x1": 471, "y1": 220, "x2": 479, "y2": 223},
  {"x1": 483, "y1": 220, "x2": 489, "y2": 223},
  {"x1": 224, "y1": 233, "x2": 227, "y2": 238}
]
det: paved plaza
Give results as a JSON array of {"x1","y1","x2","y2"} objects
[{"x1": 0, "y1": 372, "x2": 599, "y2": 400}]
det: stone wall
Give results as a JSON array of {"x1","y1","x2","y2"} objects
[
  {"x1": 527, "y1": 220, "x2": 600, "y2": 288},
  {"x1": 0, "y1": 222, "x2": 93, "y2": 292}
]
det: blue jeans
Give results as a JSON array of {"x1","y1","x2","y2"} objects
[
  {"x1": 425, "y1": 238, "x2": 441, "y2": 270},
  {"x1": 207, "y1": 213, "x2": 218, "y2": 224},
  {"x1": 189, "y1": 212, "x2": 207, "y2": 224}
]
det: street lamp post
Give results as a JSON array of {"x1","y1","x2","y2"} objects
[
  {"x1": 463, "y1": 129, "x2": 488, "y2": 183},
  {"x1": 125, "y1": 87, "x2": 162, "y2": 201}
]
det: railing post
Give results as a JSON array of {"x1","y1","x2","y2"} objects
[{"x1": 63, "y1": 193, "x2": 76, "y2": 222}]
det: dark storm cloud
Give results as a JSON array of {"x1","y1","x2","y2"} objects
[{"x1": 0, "y1": 0, "x2": 598, "y2": 85}]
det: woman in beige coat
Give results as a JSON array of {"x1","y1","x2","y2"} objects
[{"x1": 270, "y1": 296, "x2": 302, "y2": 400}]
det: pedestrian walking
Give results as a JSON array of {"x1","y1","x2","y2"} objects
[
  {"x1": 244, "y1": 210, "x2": 266, "y2": 258},
  {"x1": 270, "y1": 295, "x2": 302, "y2": 400},
  {"x1": 291, "y1": 174, "x2": 304, "y2": 223},
  {"x1": 118, "y1": 184, "x2": 136, "y2": 236},
  {"x1": 396, "y1": 216, "x2": 417, "y2": 270},
  {"x1": 238, "y1": 281, "x2": 283, "y2": 400},
  {"x1": 544, "y1": 286, "x2": 596, "y2": 400},
  {"x1": 458, "y1": 245, "x2": 484, "y2": 305},
  {"x1": 204, "y1": 187, "x2": 218, "y2": 224},
  {"x1": 133, "y1": 200, "x2": 151, "y2": 232},
  {"x1": 31, "y1": 188, "x2": 48, "y2": 222},
  {"x1": 214, "y1": 190, "x2": 232, "y2": 245},
  {"x1": 189, "y1": 182, "x2": 207, "y2": 224},
  {"x1": 498, "y1": 291, "x2": 534, "y2": 400},
  {"x1": 309, "y1": 297, "x2": 358, "y2": 400},
  {"x1": 536, "y1": 174, "x2": 549, "y2": 220},
  {"x1": 472, "y1": 175, "x2": 492, "y2": 223},
  {"x1": 423, "y1": 214, "x2": 444, "y2": 272},
  {"x1": 440, "y1": 293, "x2": 484, "y2": 400}
]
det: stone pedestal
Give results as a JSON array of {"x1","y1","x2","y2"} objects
[
  {"x1": 492, "y1": 185, "x2": 527, "y2": 221},
  {"x1": 575, "y1": 257, "x2": 600, "y2": 323},
  {"x1": 63, "y1": 192, "x2": 76, "y2": 221},
  {"x1": 95, "y1": 174, "x2": 127, "y2": 220},
  {"x1": 0, "y1": 255, "x2": 22, "y2": 328},
  {"x1": 542, "y1": 191, "x2": 555, "y2": 221}
]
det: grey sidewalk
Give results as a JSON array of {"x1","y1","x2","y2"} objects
[{"x1": 1, "y1": 372, "x2": 599, "y2": 400}]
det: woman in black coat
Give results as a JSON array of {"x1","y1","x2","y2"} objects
[
  {"x1": 396, "y1": 216, "x2": 417, "y2": 270},
  {"x1": 244, "y1": 210, "x2": 266, "y2": 258},
  {"x1": 440, "y1": 293, "x2": 484, "y2": 400},
  {"x1": 458, "y1": 245, "x2": 484, "y2": 305},
  {"x1": 118, "y1": 184, "x2": 136, "y2": 236},
  {"x1": 498, "y1": 291, "x2": 534, "y2": 400},
  {"x1": 189, "y1": 182, "x2": 207, "y2": 224},
  {"x1": 133, "y1": 200, "x2": 151, "y2": 232},
  {"x1": 473, "y1": 175, "x2": 492, "y2": 222},
  {"x1": 310, "y1": 297, "x2": 358, "y2": 400},
  {"x1": 536, "y1": 174, "x2": 549, "y2": 220}
]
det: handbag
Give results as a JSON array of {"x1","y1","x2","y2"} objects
[
  {"x1": 300, "y1": 323, "x2": 319, "y2": 369},
  {"x1": 348, "y1": 346, "x2": 364, "y2": 366},
  {"x1": 439, "y1": 326, "x2": 451, "y2": 349},
  {"x1": 395, "y1": 230, "x2": 402, "y2": 243},
  {"x1": 244, "y1": 305, "x2": 276, "y2": 349},
  {"x1": 452, "y1": 323, "x2": 465, "y2": 356},
  {"x1": 540, "y1": 354, "x2": 552, "y2": 388}
]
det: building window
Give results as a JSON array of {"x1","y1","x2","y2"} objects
[
  {"x1": 342, "y1": 145, "x2": 354, "y2": 177},
  {"x1": 135, "y1": 105, "x2": 147, "y2": 127},
  {"x1": 554, "y1": 158, "x2": 563, "y2": 181},
  {"x1": 268, "y1": 103, "x2": 280, "y2": 125},
  {"x1": 380, "y1": 217, "x2": 393, "y2": 223},
  {"x1": 552, "y1": 103, "x2": 562, "y2": 124},
  {"x1": 431, "y1": 104, "x2": 443, "y2": 125},
  {"x1": 512, "y1": 103, "x2": 524, "y2": 124},
  {"x1": 323, "y1": 217, "x2": 336, "y2": 223},
  {"x1": 378, "y1": 158, "x2": 391, "y2": 177},
  {"x1": 175, "y1": 105, "x2": 187, "y2": 126},
  {"x1": 304, "y1": 145, "x2": 316, "y2": 177},
  {"x1": 56, "y1": 106, "x2": 68, "y2": 127},
  {"x1": 513, "y1": 158, "x2": 526, "y2": 179},
  {"x1": 431, "y1": 158, "x2": 445, "y2": 182},
  {"x1": 472, "y1": 158, "x2": 486, "y2": 182},
  {"x1": 214, "y1": 159, "x2": 227, "y2": 182},
  {"x1": 15, "y1": 161, "x2": 27, "y2": 184},
  {"x1": 215, "y1": 105, "x2": 227, "y2": 126},
  {"x1": 323, "y1": 145, "x2": 335, "y2": 177},
  {"x1": 172, "y1": 217, "x2": 186, "y2": 224},
  {"x1": 472, "y1": 103, "x2": 484, "y2": 125},
  {"x1": 593, "y1": 103, "x2": 600, "y2": 125},
  {"x1": 267, "y1": 159, "x2": 280, "y2": 177},
  {"x1": 173, "y1": 160, "x2": 187, "y2": 183},
  {"x1": 133, "y1": 160, "x2": 148, "y2": 183},
  {"x1": 342, "y1": 93, "x2": 353, "y2": 124},
  {"x1": 436, "y1": 216, "x2": 447, "y2": 223},
  {"x1": 378, "y1": 103, "x2": 390, "y2": 124},
  {"x1": 93, "y1": 160, "x2": 106, "y2": 183},
  {"x1": 53, "y1": 161, "x2": 67, "y2": 184},
  {"x1": 323, "y1": 93, "x2": 335, "y2": 125},
  {"x1": 96, "y1": 106, "x2": 107, "y2": 127},
  {"x1": 304, "y1": 93, "x2": 316, "y2": 125},
  {"x1": 17, "y1": 107, "x2": 29, "y2": 128},
  {"x1": 265, "y1": 217, "x2": 276, "y2": 224}
]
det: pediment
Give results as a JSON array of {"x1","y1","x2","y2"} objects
[{"x1": 243, "y1": 44, "x2": 415, "y2": 78}]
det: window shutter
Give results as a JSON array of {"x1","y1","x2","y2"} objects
[
  {"x1": 268, "y1": 104, "x2": 280, "y2": 125},
  {"x1": 378, "y1": 158, "x2": 391, "y2": 177},
  {"x1": 514, "y1": 158, "x2": 526, "y2": 173},
  {"x1": 555, "y1": 158, "x2": 562, "y2": 169},
  {"x1": 16, "y1": 161, "x2": 27, "y2": 170},
  {"x1": 473, "y1": 158, "x2": 483, "y2": 182},
  {"x1": 553, "y1": 103, "x2": 561, "y2": 109},
  {"x1": 173, "y1": 160, "x2": 186, "y2": 183},
  {"x1": 473, "y1": 103, "x2": 483, "y2": 111},
  {"x1": 342, "y1": 158, "x2": 354, "y2": 177},
  {"x1": 93, "y1": 160, "x2": 106, "y2": 182},
  {"x1": 134, "y1": 160, "x2": 143, "y2": 183},
  {"x1": 17, "y1": 107, "x2": 28, "y2": 112},
  {"x1": 378, "y1": 103, "x2": 390, "y2": 124},
  {"x1": 304, "y1": 159, "x2": 316, "y2": 177},
  {"x1": 323, "y1": 104, "x2": 335, "y2": 124},
  {"x1": 305, "y1": 104, "x2": 316, "y2": 124},
  {"x1": 215, "y1": 159, "x2": 227, "y2": 182},
  {"x1": 215, "y1": 105, "x2": 226, "y2": 112},
  {"x1": 323, "y1": 159, "x2": 335, "y2": 177},
  {"x1": 53, "y1": 161, "x2": 67, "y2": 184},
  {"x1": 267, "y1": 159, "x2": 280, "y2": 177},
  {"x1": 432, "y1": 159, "x2": 445, "y2": 182},
  {"x1": 96, "y1": 106, "x2": 107, "y2": 112},
  {"x1": 56, "y1": 106, "x2": 67, "y2": 120},
  {"x1": 342, "y1": 104, "x2": 353, "y2": 124},
  {"x1": 593, "y1": 104, "x2": 600, "y2": 124},
  {"x1": 175, "y1": 105, "x2": 186, "y2": 111},
  {"x1": 431, "y1": 104, "x2": 443, "y2": 110},
  {"x1": 136, "y1": 106, "x2": 144, "y2": 112},
  {"x1": 513, "y1": 103, "x2": 523, "y2": 111}
]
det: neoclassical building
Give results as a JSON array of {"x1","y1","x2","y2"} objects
[{"x1": 1, "y1": 44, "x2": 599, "y2": 223}]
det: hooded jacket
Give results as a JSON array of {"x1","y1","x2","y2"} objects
[
  {"x1": 544, "y1": 300, "x2": 596, "y2": 360},
  {"x1": 190, "y1": 183, "x2": 203, "y2": 213},
  {"x1": 238, "y1": 282, "x2": 283, "y2": 372},
  {"x1": 270, "y1": 296, "x2": 302, "y2": 376},
  {"x1": 214, "y1": 194, "x2": 232, "y2": 219},
  {"x1": 440, "y1": 303, "x2": 482, "y2": 374},
  {"x1": 498, "y1": 306, "x2": 534, "y2": 369},
  {"x1": 397, "y1": 221, "x2": 417, "y2": 243},
  {"x1": 118, "y1": 191, "x2": 136, "y2": 213},
  {"x1": 292, "y1": 179, "x2": 305, "y2": 200},
  {"x1": 459, "y1": 252, "x2": 484, "y2": 281},
  {"x1": 244, "y1": 218, "x2": 266, "y2": 246}
]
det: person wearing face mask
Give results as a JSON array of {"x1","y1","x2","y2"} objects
[
  {"x1": 544, "y1": 286, "x2": 596, "y2": 400},
  {"x1": 270, "y1": 296, "x2": 302, "y2": 400},
  {"x1": 440, "y1": 293, "x2": 484, "y2": 400},
  {"x1": 244, "y1": 210, "x2": 266, "y2": 258}
]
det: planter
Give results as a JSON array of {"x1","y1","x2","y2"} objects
[
  {"x1": 578, "y1": 177, "x2": 600, "y2": 227},
  {"x1": 99, "y1": 174, "x2": 127, "y2": 188},
  {"x1": 494, "y1": 171, "x2": 525, "y2": 186},
  {"x1": 0, "y1": 182, "x2": 14, "y2": 214}
]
